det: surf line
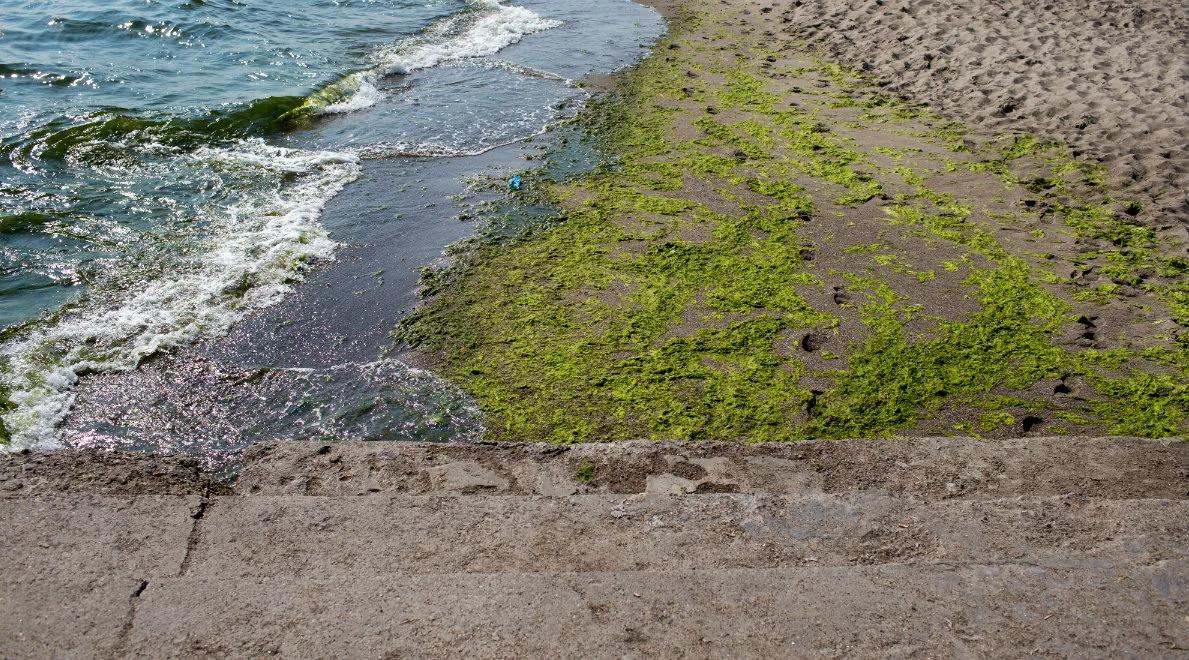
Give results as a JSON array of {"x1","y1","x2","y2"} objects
[{"x1": 300, "y1": 0, "x2": 564, "y2": 117}]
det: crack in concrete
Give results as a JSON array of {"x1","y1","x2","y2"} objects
[
  {"x1": 177, "y1": 496, "x2": 210, "y2": 578},
  {"x1": 112, "y1": 579, "x2": 149, "y2": 657}
]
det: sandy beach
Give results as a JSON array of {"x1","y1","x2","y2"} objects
[
  {"x1": 784, "y1": 0, "x2": 1189, "y2": 224},
  {"x1": 401, "y1": 0, "x2": 1189, "y2": 440}
]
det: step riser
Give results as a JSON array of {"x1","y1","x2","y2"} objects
[
  {"x1": 178, "y1": 494, "x2": 1189, "y2": 577},
  {"x1": 236, "y1": 437, "x2": 1189, "y2": 499},
  {"x1": 6, "y1": 437, "x2": 1185, "y2": 500},
  {"x1": 0, "y1": 451, "x2": 218, "y2": 497}
]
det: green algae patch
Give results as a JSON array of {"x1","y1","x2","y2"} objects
[
  {"x1": 397, "y1": 5, "x2": 1188, "y2": 441},
  {"x1": 798, "y1": 260, "x2": 1070, "y2": 437},
  {"x1": 1089, "y1": 372, "x2": 1189, "y2": 438},
  {"x1": 399, "y1": 170, "x2": 834, "y2": 441},
  {"x1": 576, "y1": 461, "x2": 598, "y2": 483}
]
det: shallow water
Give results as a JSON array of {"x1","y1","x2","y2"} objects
[{"x1": 0, "y1": 0, "x2": 664, "y2": 456}]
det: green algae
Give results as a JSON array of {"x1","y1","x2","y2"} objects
[
  {"x1": 397, "y1": 5, "x2": 1187, "y2": 441},
  {"x1": 576, "y1": 460, "x2": 597, "y2": 483},
  {"x1": 399, "y1": 182, "x2": 833, "y2": 441},
  {"x1": 1089, "y1": 372, "x2": 1188, "y2": 437},
  {"x1": 965, "y1": 130, "x2": 1189, "y2": 338},
  {"x1": 799, "y1": 260, "x2": 1070, "y2": 437}
]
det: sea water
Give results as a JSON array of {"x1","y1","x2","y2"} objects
[{"x1": 0, "y1": 0, "x2": 663, "y2": 461}]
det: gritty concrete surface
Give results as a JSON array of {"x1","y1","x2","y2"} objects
[
  {"x1": 0, "y1": 577, "x2": 145, "y2": 659},
  {"x1": 2, "y1": 437, "x2": 1187, "y2": 658},
  {"x1": 184, "y1": 494, "x2": 1188, "y2": 577},
  {"x1": 0, "y1": 495, "x2": 201, "y2": 579},
  {"x1": 0, "y1": 449, "x2": 224, "y2": 497},
  {"x1": 236, "y1": 436, "x2": 1189, "y2": 500},
  {"x1": 125, "y1": 563, "x2": 1189, "y2": 658}
]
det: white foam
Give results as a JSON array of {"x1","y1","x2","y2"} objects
[
  {"x1": 356, "y1": 141, "x2": 488, "y2": 159},
  {"x1": 377, "y1": 2, "x2": 562, "y2": 76},
  {"x1": 313, "y1": 0, "x2": 561, "y2": 115},
  {"x1": 320, "y1": 78, "x2": 384, "y2": 115},
  {"x1": 0, "y1": 1, "x2": 562, "y2": 450},
  {"x1": 0, "y1": 140, "x2": 359, "y2": 450}
]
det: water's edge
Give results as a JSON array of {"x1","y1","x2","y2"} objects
[{"x1": 5, "y1": 0, "x2": 666, "y2": 470}]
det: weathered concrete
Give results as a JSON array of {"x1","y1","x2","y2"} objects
[
  {"x1": 0, "y1": 450, "x2": 224, "y2": 497},
  {"x1": 124, "y1": 563, "x2": 1188, "y2": 658},
  {"x1": 0, "y1": 496, "x2": 201, "y2": 579},
  {"x1": 0, "y1": 577, "x2": 144, "y2": 659},
  {"x1": 184, "y1": 494, "x2": 1189, "y2": 577},
  {"x1": 237, "y1": 436, "x2": 1189, "y2": 500},
  {"x1": 2, "y1": 437, "x2": 1187, "y2": 658}
]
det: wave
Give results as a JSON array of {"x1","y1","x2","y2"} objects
[
  {"x1": 1, "y1": 3, "x2": 559, "y2": 167},
  {"x1": 0, "y1": 141, "x2": 359, "y2": 448},
  {"x1": 304, "y1": 0, "x2": 562, "y2": 116},
  {"x1": 1, "y1": 1, "x2": 560, "y2": 167},
  {"x1": 375, "y1": 0, "x2": 562, "y2": 76},
  {"x1": 355, "y1": 140, "x2": 494, "y2": 159},
  {"x1": 354, "y1": 112, "x2": 579, "y2": 160},
  {"x1": 0, "y1": 64, "x2": 88, "y2": 88},
  {"x1": 1, "y1": 95, "x2": 310, "y2": 170},
  {"x1": 0, "y1": 212, "x2": 60, "y2": 236}
]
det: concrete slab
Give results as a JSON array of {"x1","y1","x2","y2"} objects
[
  {"x1": 0, "y1": 577, "x2": 143, "y2": 659},
  {"x1": 0, "y1": 496, "x2": 202, "y2": 579},
  {"x1": 0, "y1": 450, "x2": 221, "y2": 497},
  {"x1": 124, "y1": 562, "x2": 1189, "y2": 658},
  {"x1": 183, "y1": 494, "x2": 1189, "y2": 577}
]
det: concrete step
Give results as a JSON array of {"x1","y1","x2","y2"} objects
[
  {"x1": 0, "y1": 449, "x2": 221, "y2": 497},
  {"x1": 187, "y1": 493, "x2": 1188, "y2": 578},
  {"x1": 6, "y1": 562, "x2": 1184, "y2": 658},
  {"x1": 5, "y1": 437, "x2": 1185, "y2": 500},
  {"x1": 2, "y1": 438, "x2": 1186, "y2": 658},
  {"x1": 5, "y1": 493, "x2": 1184, "y2": 580},
  {"x1": 0, "y1": 495, "x2": 202, "y2": 580},
  {"x1": 235, "y1": 436, "x2": 1189, "y2": 499}
]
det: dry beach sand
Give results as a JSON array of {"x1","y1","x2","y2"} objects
[{"x1": 784, "y1": 0, "x2": 1189, "y2": 223}]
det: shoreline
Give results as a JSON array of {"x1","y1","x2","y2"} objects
[
  {"x1": 398, "y1": 0, "x2": 1189, "y2": 441},
  {"x1": 5, "y1": 0, "x2": 665, "y2": 461},
  {"x1": 5, "y1": 434, "x2": 1185, "y2": 494}
]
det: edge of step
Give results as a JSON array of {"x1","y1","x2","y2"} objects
[
  {"x1": 0, "y1": 448, "x2": 229, "y2": 497},
  {"x1": 236, "y1": 435, "x2": 1188, "y2": 499},
  {"x1": 2, "y1": 435, "x2": 1185, "y2": 499}
]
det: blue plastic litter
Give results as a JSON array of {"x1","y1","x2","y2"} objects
[{"x1": 508, "y1": 175, "x2": 522, "y2": 191}]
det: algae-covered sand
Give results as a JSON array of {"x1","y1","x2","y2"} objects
[{"x1": 398, "y1": 0, "x2": 1189, "y2": 442}]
